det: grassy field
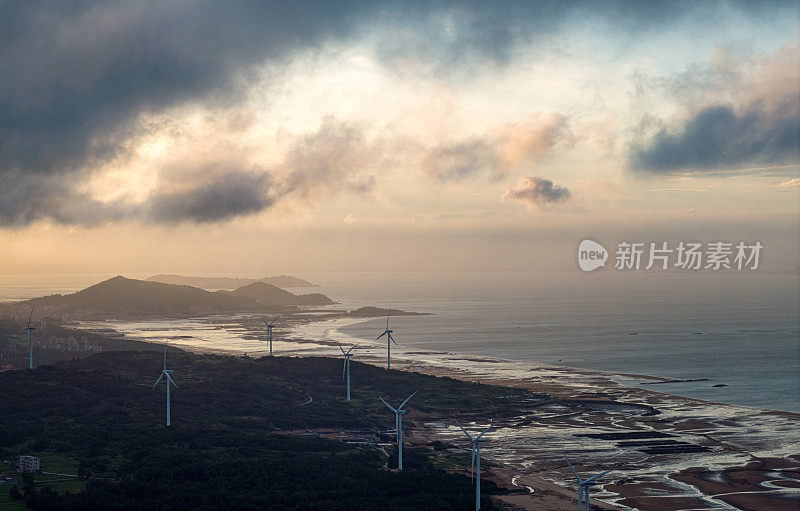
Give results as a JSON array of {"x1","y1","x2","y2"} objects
[{"x1": 0, "y1": 454, "x2": 85, "y2": 510}]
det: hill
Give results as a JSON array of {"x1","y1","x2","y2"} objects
[
  {"x1": 226, "y1": 281, "x2": 335, "y2": 306},
  {"x1": 1, "y1": 277, "x2": 335, "y2": 319},
  {"x1": 0, "y1": 349, "x2": 513, "y2": 510},
  {"x1": 147, "y1": 274, "x2": 318, "y2": 289},
  {"x1": 3, "y1": 277, "x2": 279, "y2": 319}
]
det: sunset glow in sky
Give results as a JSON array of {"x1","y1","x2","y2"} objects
[{"x1": 1, "y1": 1, "x2": 798, "y2": 273}]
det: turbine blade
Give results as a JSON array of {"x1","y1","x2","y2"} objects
[
  {"x1": 340, "y1": 345, "x2": 347, "y2": 355},
  {"x1": 342, "y1": 358, "x2": 347, "y2": 380},
  {"x1": 152, "y1": 373, "x2": 164, "y2": 389},
  {"x1": 166, "y1": 373, "x2": 178, "y2": 388},
  {"x1": 389, "y1": 333, "x2": 397, "y2": 346},
  {"x1": 563, "y1": 454, "x2": 583, "y2": 483},
  {"x1": 380, "y1": 397, "x2": 397, "y2": 413},
  {"x1": 475, "y1": 424, "x2": 494, "y2": 440},
  {"x1": 375, "y1": 332, "x2": 387, "y2": 341},
  {"x1": 584, "y1": 469, "x2": 613, "y2": 484},
  {"x1": 398, "y1": 390, "x2": 416, "y2": 410},
  {"x1": 454, "y1": 418, "x2": 475, "y2": 440},
  {"x1": 346, "y1": 344, "x2": 358, "y2": 354},
  {"x1": 269, "y1": 316, "x2": 280, "y2": 326},
  {"x1": 386, "y1": 312, "x2": 390, "y2": 330},
  {"x1": 27, "y1": 305, "x2": 35, "y2": 328}
]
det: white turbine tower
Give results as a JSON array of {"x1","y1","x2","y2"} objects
[
  {"x1": 263, "y1": 316, "x2": 280, "y2": 356},
  {"x1": 564, "y1": 454, "x2": 613, "y2": 511},
  {"x1": 375, "y1": 312, "x2": 397, "y2": 370},
  {"x1": 380, "y1": 391, "x2": 417, "y2": 470},
  {"x1": 24, "y1": 305, "x2": 35, "y2": 369},
  {"x1": 455, "y1": 419, "x2": 493, "y2": 511},
  {"x1": 152, "y1": 343, "x2": 178, "y2": 426},
  {"x1": 340, "y1": 344, "x2": 357, "y2": 401}
]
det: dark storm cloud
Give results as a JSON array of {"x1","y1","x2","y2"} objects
[
  {"x1": 502, "y1": 176, "x2": 571, "y2": 206},
  {"x1": 1, "y1": 0, "x2": 792, "y2": 225},
  {"x1": 630, "y1": 104, "x2": 800, "y2": 173},
  {"x1": 0, "y1": 170, "x2": 134, "y2": 226},
  {"x1": 145, "y1": 171, "x2": 273, "y2": 224}
]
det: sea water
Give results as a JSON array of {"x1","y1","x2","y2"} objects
[
  {"x1": 312, "y1": 271, "x2": 800, "y2": 413},
  {"x1": 1, "y1": 271, "x2": 797, "y2": 412}
]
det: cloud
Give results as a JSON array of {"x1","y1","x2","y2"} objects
[
  {"x1": 145, "y1": 171, "x2": 274, "y2": 224},
  {"x1": 0, "y1": 1, "x2": 793, "y2": 225},
  {"x1": 0, "y1": 117, "x2": 377, "y2": 227},
  {"x1": 630, "y1": 103, "x2": 800, "y2": 173},
  {"x1": 422, "y1": 139, "x2": 500, "y2": 180},
  {"x1": 422, "y1": 114, "x2": 571, "y2": 180},
  {"x1": 630, "y1": 43, "x2": 800, "y2": 174},
  {"x1": 502, "y1": 176, "x2": 571, "y2": 207},
  {"x1": 280, "y1": 118, "x2": 378, "y2": 200},
  {"x1": 778, "y1": 177, "x2": 800, "y2": 187}
]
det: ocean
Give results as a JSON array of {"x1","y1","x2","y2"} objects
[
  {"x1": 305, "y1": 271, "x2": 800, "y2": 413},
  {"x1": 1, "y1": 270, "x2": 797, "y2": 413}
]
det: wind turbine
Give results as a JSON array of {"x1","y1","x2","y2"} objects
[
  {"x1": 24, "y1": 305, "x2": 35, "y2": 369},
  {"x1": 263, "y1": 316, "x2": 279, "y2": 356},
  {"x1": 152, "y1": 343, "x2": 178, "y2": 426},
  {"x1": 380, "y1": 391, "x2": 416, "y2": 470},
  {"x1": 563, "y1": 454, "x2": 613, "y2": 511},
  {"x1": 340, "y1": 344, "x2": 357, "y2": 401},
  {"x1": 375, "y1": 312, "x2": 397, "y2": 370},
  {"x1": 455, "y1": 419, "x2": 493, "y2": 511}
]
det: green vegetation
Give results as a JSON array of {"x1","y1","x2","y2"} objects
[
  {"x1": 0, "y1": 348, "x2": 527, "y2": 509},
  {"x1": 1, "y1": 455, "x2": 85, "y2": 511}
]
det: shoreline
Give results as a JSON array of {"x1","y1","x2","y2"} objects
[
  {"x1": 70, "y1": 314, "x2": 800, "y2": 510},
  {"x1": 76, "y1": 312, "x2": 799, "y2": 417}
]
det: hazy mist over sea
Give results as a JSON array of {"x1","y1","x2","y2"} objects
[{"x1": 1, "y1": 271, "x2": 797, "y2": 412}]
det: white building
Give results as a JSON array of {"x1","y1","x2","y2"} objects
[{"x1": 18, "y1": 455, "x2": 40, "y2": 473}]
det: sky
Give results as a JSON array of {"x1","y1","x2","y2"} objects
[{"x1": 0, "y1": 1, "x2": 798, "y2": 274}]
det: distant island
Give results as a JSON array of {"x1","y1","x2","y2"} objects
[
  {"x1": 1, "y1": 276, "x2": 334, "y2": 319},
  {"x1": 147, "y1": 274, "x2": 318, "y2": 289},
  {"x1": 348, "y1": 307, "x2": 431, "y2": 317},
  {"x1": 222, "y1": 281, "x2": 334, "y2": 306}
]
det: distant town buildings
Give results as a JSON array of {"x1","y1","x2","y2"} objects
[
  {"x1": 18, "y1": 455, "x2": 40, "y2": 473},
  {"x1": 4, "y1": 335, "x2": 103, "y2": 360},
  {"x1": 37, "y1": 335, "x2": 103, "y2": 352},
  {"x1": 0, "y1": 474, "x2": 18, "y2": 485}
]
